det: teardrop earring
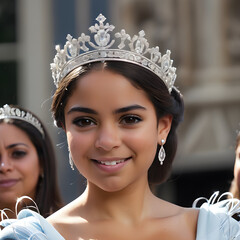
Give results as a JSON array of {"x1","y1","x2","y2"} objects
[
  {"x1": 69, "y1": 152, "x2": 74, "y2": 170},
  {"x1": 158, "y1": 139, "x2": 166, "y2": 165}
]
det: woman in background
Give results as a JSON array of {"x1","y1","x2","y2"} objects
[
  {"x1": 0, "y1": 104, "x2": 62, "y2": 219},
  {"x1": 228, "y1": 131, "x2": 240, "y2": 221},
  {"x1": 229, "y1": 131, "x2": 240, "y2": 199}
]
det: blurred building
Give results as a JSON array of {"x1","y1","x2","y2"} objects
[{"x1": 0, "y1": 0, "x2": 239, "y2": 206}]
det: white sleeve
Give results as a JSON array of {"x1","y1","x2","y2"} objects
[{"x1": 0, "y1": 209, "x2": 65, "y2": 240}]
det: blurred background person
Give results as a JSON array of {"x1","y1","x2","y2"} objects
[
  {"x1": 229, "y1": 131, "x2": 240, "y2": 199},
  {"x1": 228, "y1": 130, "x2": 240, "y2": 221},
  {"x1": 0, "y1": 104, "x2": 63, "y2": 219}
]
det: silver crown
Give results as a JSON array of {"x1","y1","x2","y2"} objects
[
  {"x1": 0, "y1": 104, "x2": 44, "y2": 137},
  {"x1": 50, "y1": 13, "x2": 177, "y2": 93}
]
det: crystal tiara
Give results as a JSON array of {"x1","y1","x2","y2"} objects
[
  {"x1": 50, "y1": 14, "x2": 177, "y2": 93},
  {"x1": 0, "y1": 104, "x2": 44, "y2": 137}
]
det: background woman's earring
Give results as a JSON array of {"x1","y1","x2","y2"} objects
[
  {"x1": 158, "y1": 139, "x2": 166, "y2": 165},
  {"x1": 69, "y1": 152, "x2": 74, "y2": 170}
]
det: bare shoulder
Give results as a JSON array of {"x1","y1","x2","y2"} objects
[
  {"x1": 47, "y1": 198, "x2": 86, "y2": 227},
  {"x1": 154, "y1": 198, "x2": 199, "y2": 219},
  {"x1": 169, "y1": 205, "x2": 199, "y2": 240},
  {"x1": 46, "y1": 198, "x2": 88, "y2": 239},
  {"x1": 169, "y1": 206, "x2": 199, "y2": 240},
  {"x1": 179, "y1": 207, "x2": 199, "y2": 229},
  {"x1": 152, "y1": 199, "x2": 199, "y2": 240}
]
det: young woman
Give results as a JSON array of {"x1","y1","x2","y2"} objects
[
  {"x1": 1, "y1": 14, "x2": 239, "y2": 239},
  {"x1": 0, "y1": 104, "x2": 62, "y2": 219}
]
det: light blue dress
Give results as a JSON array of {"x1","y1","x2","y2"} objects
[{"x1": 1, "y1": 192, "x2": 240, "y2": 239}]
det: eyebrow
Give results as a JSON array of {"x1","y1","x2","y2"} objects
[
  {"x1": 67, "y1": 104, "x2": 146, "y2": 115},
  {"x1": 6, "y1": 143, "x2": 28, "y2": 149},
  {"x1": 67, "y1": 107, "x2": 97, "y2": 115},
  {"x1": 114, "y1": 104, "x2": 146, "y2": 114}
]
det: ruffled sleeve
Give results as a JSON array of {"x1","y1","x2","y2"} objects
[
  {"x1": 0, "y1": 209, "x2": 65, "y2": 240},
  {"x1": 193, "y1": 192, "x2": 240, "y2": 240}
]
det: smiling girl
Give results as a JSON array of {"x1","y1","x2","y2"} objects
[{"x1": 0, "y1": 14, "x2": 240, "y2": 240}]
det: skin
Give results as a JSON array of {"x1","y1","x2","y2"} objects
[
  {"x1": 0, "y1": 123, "x2": 41, "y2": 218},
  {"x1": 233, "y1": 143, "x2": 240, "y2": 190},
  {"x1": 48, "y1": 70, "x2": 199, "y2": 240}
]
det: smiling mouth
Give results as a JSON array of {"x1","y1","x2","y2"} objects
[
  {"x1": 93, "y1": 157, "x2": 132, "y2": 166},
  {"x1": 0, "y1": 179, "x2": 19, "y2": 188}
]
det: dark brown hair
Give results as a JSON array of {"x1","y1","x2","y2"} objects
[
  {"x1": 51, "y1": 61, "x2": 184, "y2": 185},
  {"x1": 0, "y1": 105, "x2": 63, "y2": 217}
]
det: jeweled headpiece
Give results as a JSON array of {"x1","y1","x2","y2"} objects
[
  {"x1": 0, "y1": 104, "x2": 44, "y2": 137},
  {"x1": 51, "y1": 14, "x2": 177, "y2": 93}
]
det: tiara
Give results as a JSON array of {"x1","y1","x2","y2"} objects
[
  {"x1": 50, "y1": 14, "x2": 177, "y2": 93},
  {"x1": 0, "y1": 104, "x2": 44, "y2": 137}
]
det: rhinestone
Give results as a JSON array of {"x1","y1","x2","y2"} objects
[
  {"x1": 15, "y1": 108, "x2": 21, "y2": 117},
  {"x1": 100, "y1": 51, "x2": 107, "y2": 57}
]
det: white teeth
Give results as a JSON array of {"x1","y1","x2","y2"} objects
[{"x1": 99, "y1": 159, "x2": 125, "y2": 166}]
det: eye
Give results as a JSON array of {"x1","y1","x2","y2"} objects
[
  {"x1": 120, "y1": 115, "x2": 142, "y2": 125},
  {"x1": 12, "y1": 150, "x2": 27, "y2": 159},
  {"x1": 73, "y1": 117, "x2": 96, "y2": 128}
]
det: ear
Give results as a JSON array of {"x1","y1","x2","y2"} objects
[{"x1": 157, "y1": 114, "x2": 173, "y2": 144}]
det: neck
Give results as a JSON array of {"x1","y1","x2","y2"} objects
[{"x1": 79, "y1": 176, "x2": 157, "y2": 224}]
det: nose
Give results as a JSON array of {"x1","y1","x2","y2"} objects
[
  {"x1": 0, "y1": 154, "x2": 13, "y2": 173},
  {"x1": 95, "y1": 123, "x2": 121, "y2": 151}
]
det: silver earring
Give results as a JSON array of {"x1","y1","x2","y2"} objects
[
  {"x1": 69, "y1": 152, "x2": 74, "y2": 170},
  {"x1": 158, "y1": 139, "x2": 166, "y2": 165}
]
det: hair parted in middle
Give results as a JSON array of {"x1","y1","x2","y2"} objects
[{"x1": 51, "y1": 61, "x2": 184, "y2": 185}]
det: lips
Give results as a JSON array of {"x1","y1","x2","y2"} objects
[
  {"x1": 0, "y1": 179, "x2": 19, "y2": 188},
  {"x1": 92, "y1": 157, "x2": 132, "y2": 173},
  {"x1": 93, "y1": 157, "x2": 131, "y2": 165}
]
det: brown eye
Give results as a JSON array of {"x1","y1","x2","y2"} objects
[
  {"x1": 73, "y1": 117, "x2": 96, "y2": 127},
  {"x1": 12, "y1": 150, "x2": 27, "y2": 159},
  {"x1": 120, "y1": 115, "x2": 142, "y2": 125}
]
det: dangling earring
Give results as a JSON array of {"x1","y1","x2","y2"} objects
[
  {"x1": 69, "y1": 152, "x2": 74, "y2": 170},
  {"x1": 158, "y1": 139, "x2": 166, "y2": 165}
]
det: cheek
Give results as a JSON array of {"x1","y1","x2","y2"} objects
[
  {"x1": 67, "y1": 131, "x2": 94, "y2": 159},
  {"x1": 24, "y1": 152, "x2": 40, "y2": 178},
  {"x1": 124, "y1": 126, "x2": 158, "y2": 161},
  {"x1": 18, "y1": 152, "x2": 40, "y2": 196}
]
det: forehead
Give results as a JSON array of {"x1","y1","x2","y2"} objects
[
  {"x1": 65, "y1": 69, "x2": 152, "y2": 110},
  {"x1": 77, "y1": 69, "x2": 135, "y2": 91},
  {"x1": 0, "y1": 122, "x2": 30, "y2": 143}
]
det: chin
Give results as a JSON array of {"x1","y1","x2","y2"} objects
[
  {"x1": 97, "y1": 180, "x2": 127, "y2": 193},
  {"x1": 99, "y1": 184, "x2": 125, "y2": 193}
]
